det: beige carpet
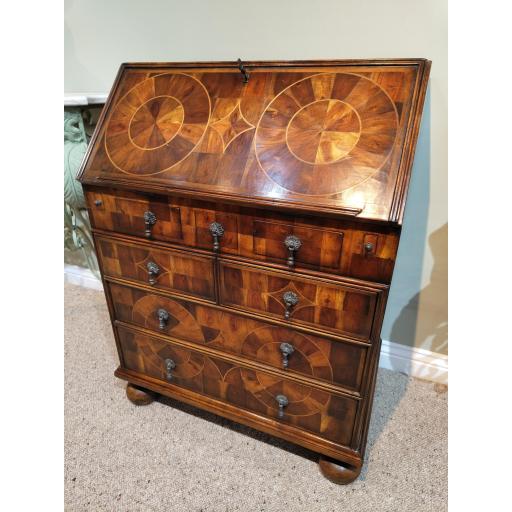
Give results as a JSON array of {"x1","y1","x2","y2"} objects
[{"x1": 64, "y1": 282, "x2": 447, "y2": 512}]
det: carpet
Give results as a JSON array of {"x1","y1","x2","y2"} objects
[{"x1": 64, "y1": 282, "x2": 447, "y2": 511}]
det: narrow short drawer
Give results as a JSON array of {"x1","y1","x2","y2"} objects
[
  {"x1": 218, "y1": 261, "x2": 381, "y2": 341},
  {"x1": 96, "y1": 236, "x2": 215, "y2": 301},
  {"x1": 86, "y1": 188, "x2": 184, "y2": 243}
]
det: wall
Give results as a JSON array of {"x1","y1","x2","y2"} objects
[{"x1": 65, "y1": 0, "x2": 448, "y2": 355}]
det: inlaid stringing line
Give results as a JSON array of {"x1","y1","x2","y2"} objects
[
  {"x1": 252, "y1": 72, "x2": 399, "y2": 198},
  {"x1": 104, "y1": 73, "x2": 212, "y2": 176}
]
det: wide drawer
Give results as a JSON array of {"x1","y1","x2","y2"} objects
[
  {"x1": 109, "y1": 282, "x2": 368, "y2": 392},
  {"x1": 117, "y1": 326, "x2": 359, "y2": 447},
  {"x1": 86, "y1": 187, "x2": 399, "y2": 284},
  {"x1": 219, "y1": 261, "x2": 381, "y2": 341},
  {"x1": 95, "y1": 236, "x2": 215, "y2": 301}
]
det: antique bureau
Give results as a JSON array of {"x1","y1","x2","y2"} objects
[{"x1": 77, "y1": 59, "x2": 430, "y2": 483}]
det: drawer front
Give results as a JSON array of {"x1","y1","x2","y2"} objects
[
  {"x1": 86, "y1": 189, "x2": 184, "y2": 243},
  {"x1": 249, "y1": 219, "x2": 398, "y2": 283},
  {"x1": 96, "y1": 237, "x2": 215, "y2": 301},
  {"x1": 118, "y1": 327, "x2": 358, "y2": 447},
  {"x1": 109, "y1": 282, "x2": 368, "y2": 392},
  {"x1": 86, "y1": 186, "x2": 398, "y2": 283},
  {"x1": 194, "y1": 212, "x2": 398, "y2": 283},
  {"x1": 252, "y1": 219, "x2": 344, "y2": 270},
  {"x1": 219, "y1": 262, "x2": 379, "y2": 340}
]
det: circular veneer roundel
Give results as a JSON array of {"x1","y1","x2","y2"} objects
[
  {"x1": 105, "y1": 73, "x2": 210, "y2": 175},
  {"x1": 240, "y1": 367, "x2": 330, "y2": 418},
  {"x1": 255, "y1": 73, "x2": 399, "y2": 196},
  {"x1": 286, "y1": 99, "x2": 361, "y2": 165},
  {"x1": 240, "y1": 326, "x2": 334, "y2": 382},
  {"x1": 129, "y1": 96, "x2": 185, "y2": 150}
]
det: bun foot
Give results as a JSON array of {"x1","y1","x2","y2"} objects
[
  {"x1": 126, "y1": 383, "x2": 156, "y2": 405},
  {"x1": 318, "y1": 456, "x2": 362, "y2": 484}
]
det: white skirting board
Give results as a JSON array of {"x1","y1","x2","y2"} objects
[
  {"x1": 64, "y1": 264, "x2": 448, "y2": 384},
  {"x1": 64, "y1": 264, "x2": 103, "y2": 291},
  {"x1": 379, "y1": 339, "x2": 448, "y2": 384}
]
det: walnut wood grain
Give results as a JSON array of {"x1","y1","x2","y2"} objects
[
  {"x1": 86, "y1": 187, "x2": 400, "y2": 284},
  {"x1": 218, "y1": 261, "x2": 381, "y2": 340},
  {"x1": 86, "y1": 188, "x2": 183, "y2": 242},
  {"x1": 126, "y1": 383, "x2": 156, "y2": 405},
  {"x1": 77, "y1": 59, "x2": 431, "y2": 224},
  {"x1": 78, "y1": 58, "x2": 430, "y2": 485},
  {"x1": 115, "y1": 365, "x2": 362, "y2": 468},
  {"x1": 95, "y1": 235, "x2": 216, "y2": 301},
  {"x1": 117, "y1": 325, "x2": 359, "y2": 447},
  {"x1": 318, "y1": 456, "x2": 362, "y2": 484},
  {"x1": 108, "y1": 281, "x2": 368, "y2": 392}
]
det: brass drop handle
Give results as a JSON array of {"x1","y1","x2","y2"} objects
[
  {"x1": 209, "y1": 221, "x2": 225, "y2": 252},
  {"x1": 157, "y1": 308, "x2": 170, "y2": 330},
  {"x1": 284, "y1": 235, "x2": 302, "y2": 268},
  {"x1": 276, "y1": 394, "x2": 289, "y2": 418},
  {"x1": 164, "y1": 358, "x2": 176, "y2": 381},
  {"x1": 283, "y1": 291, "x2": 299, "y2": 319},
  {"x1": 146, "y1": 261, "x2": 160, "y2": 285},
  {"x1": 144, "y1": 211, "x2": 156, "y2": 238},
  {"x1": 279, "y1": 342, "x2": 295, "y2": 369}
]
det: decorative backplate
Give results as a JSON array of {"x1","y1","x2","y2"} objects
[{"x1": 78, "y1": 60, "x2": 431, "y2": 223}]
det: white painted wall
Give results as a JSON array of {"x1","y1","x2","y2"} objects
[{"x1": 65, "y1": 0, "x2": 448, "y2": 355}]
